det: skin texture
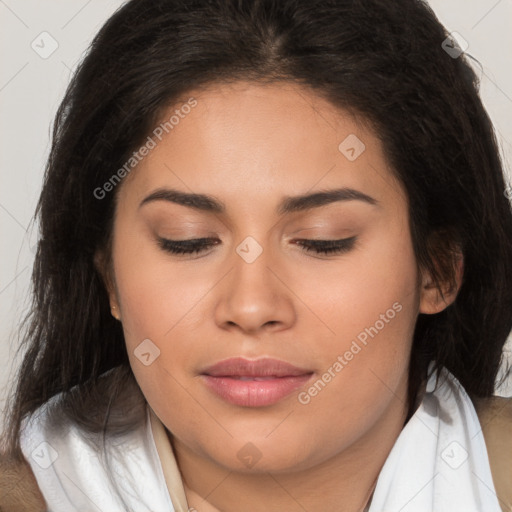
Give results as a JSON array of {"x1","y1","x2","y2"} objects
[{"x1": 98, "y1": 80, "x2": 461, "y2": 512}]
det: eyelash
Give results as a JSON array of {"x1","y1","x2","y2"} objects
[{"x1": 157, "y1": 236, "x2": 357, "y2": 256}]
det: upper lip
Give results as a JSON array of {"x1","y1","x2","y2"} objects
[{"x1": 201, "y1": 357, "x2": 312, "y2": 377}]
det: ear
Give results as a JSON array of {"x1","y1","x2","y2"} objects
[
  {"x1": 94, "y1": 249, "x2": 121, "y2": 321},
  {"x1": 419, "y1": 249, "x2": 464, "y2": 315}
]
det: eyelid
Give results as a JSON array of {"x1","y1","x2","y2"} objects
[{"x1": 156, "y1": 235, "x2": 357, "y2": 257}]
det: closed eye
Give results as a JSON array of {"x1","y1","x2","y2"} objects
[
  {"x1": 157, "y1": 236, "x2": 357, "y2": 256},
  {"x1": 292, "y1": 237, "x2": 357, "y2": 255}
]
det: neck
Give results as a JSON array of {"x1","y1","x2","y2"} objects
[{"x1": 169, "y1": 374, "x2": 427, "y2": 512}]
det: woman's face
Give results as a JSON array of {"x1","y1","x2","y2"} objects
[{"x1": 103, "y1": 80, "x2": 438, "y2": 473}]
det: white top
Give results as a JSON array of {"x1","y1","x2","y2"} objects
[{"x1": 20, "y1": 363, "x2": 503, "y2": 512}]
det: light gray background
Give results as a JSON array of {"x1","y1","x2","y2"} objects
[{"x1": 1, "y1": 0, "x2": 512, "y2": 431}]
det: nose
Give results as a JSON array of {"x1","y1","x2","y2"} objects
[{"x1": 214, "y1": 240, "x2": 296, "y2": 335}]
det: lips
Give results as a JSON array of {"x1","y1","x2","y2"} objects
[
  {"x1": 200, "y1": 357, "x2": 314, "y2": 407},
  {"x1": 202, "y1": 357, "x2": 311, "y2": 378}
]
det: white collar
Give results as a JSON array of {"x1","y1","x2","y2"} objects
[{"x1": 367, "y1": 363, "x2": 501, "y2": 511}]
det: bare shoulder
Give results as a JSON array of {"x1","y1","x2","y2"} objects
[{"x1": 0, "y1": 456, "x2": 47, "y2": 512}]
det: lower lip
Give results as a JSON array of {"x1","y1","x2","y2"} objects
[{"x1": 201, "y1": 374, "x2": 313, "y2": 407}]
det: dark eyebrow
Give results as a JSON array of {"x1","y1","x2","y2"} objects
[
  {"x1": 277, "y1": 188, "x2": 378, "y2": 214},
  {"x1": 139, "y1": 187, "x2": 378, "y2": 214}
]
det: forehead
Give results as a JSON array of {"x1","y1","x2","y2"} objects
[{"x1": 117, "y1": 80, "x2": 406, "y2": 215}]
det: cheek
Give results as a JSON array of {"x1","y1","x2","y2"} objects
[
  {"x1": 109, "y1": 225, "x2": 207, "y2": 393},
  {"x1": 111, "y1": 237, "x2": 207, "y2": 421},
  {"x1": 111, "y1": 222, "x2": 198, "y2": 336},
  {"x1": 302, "y1": 218, "x2": 419, "y2": 404},
  {"x1": 307, "y1": 216, "x2": 418, "y2": 345}
]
